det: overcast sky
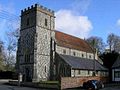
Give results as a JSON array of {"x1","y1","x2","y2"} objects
[{"x1": 0, "y1": 0, "x2": 120, "y2": 43}]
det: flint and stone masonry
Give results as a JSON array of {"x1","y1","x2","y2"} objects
[{"x1": 17, "y1": 4, "x2": 55, "y2": 82}]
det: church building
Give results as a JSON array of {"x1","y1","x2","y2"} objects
[{"x1": 17, "y1": 4, "x2": 108, "y2": 82}]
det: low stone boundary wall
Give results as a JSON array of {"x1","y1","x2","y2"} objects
[
  {"x1": 9, "y1": 80, "x2": 59, "y2": 89},
  {"x1": 8, "y1": 76, "x2": 109, "y2": 90},
  {"x1": 61, "y1": 76, "x2": 109, "y2": 89}
]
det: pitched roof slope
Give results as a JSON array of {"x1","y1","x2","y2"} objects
[
  {"x1": 112, "y1": 55, "x2": 120, "y2": 68},
  {"x1": 55, "y1": 31, "x2": 93, "y2": 53},
  {"x1": 59, "y1": 54, "x2": 108, "y2": 71}
]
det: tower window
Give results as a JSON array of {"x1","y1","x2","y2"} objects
[
  {"x1": 45, "y1": 18, "x2": 47, "y2": 26},
  {"x1": 26, "y1": 18, "x2": 30, "y2": 26},
  {"x1": 45, "y1": 66, "x2": 47, "y2": 72},
  {"x1": 25, "y1": 54, "x2": 30, "y2": 63}
]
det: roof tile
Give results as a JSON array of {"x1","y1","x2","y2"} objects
[
  {"x1": 59, "y1": 54, "x2": 108, "y2": 71},
  {"x1": 55, "y1": 31, "x2": 93, "y2": 53}
]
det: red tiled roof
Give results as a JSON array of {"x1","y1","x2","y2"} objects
[{"x1": 55, "y1": 31, "x2": 94, "y2": 53}]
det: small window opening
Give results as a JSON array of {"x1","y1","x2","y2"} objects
[
  {"x1": 88, "y1": 71, "x2": 90, "y2": 75},
  {"x1": 45, "y1": 66, "x2": 47, "y2": 72},
  {"x1": 63, "y1": 49, "x2": 66, "y2": 54},
  {"x1": 45, "y1": 18, "x2": 47, "y2": 26},
  {"x1": 73, "y1": 52, "x2": 76, "y2": 56},
  {"x1": 89, "y1": 55, "x2": 91, "y2": 59},
  {"x1": 82, "y1": 54, "x2": 84, "y2": 57},
  {"x1": 78, "y1": 70, "x2": 81, "y2": 74}
]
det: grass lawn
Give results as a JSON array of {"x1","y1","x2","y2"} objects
[
  {"x1": 38, "y1": 81, "x2": 59, "y2": 84},
  {"x1": 38, "y1": 81, "x2": 60, "y2": 89}
]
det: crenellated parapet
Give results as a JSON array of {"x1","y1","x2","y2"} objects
[{"x1": 21, "y1": 3, "x2": 54, "y2": 16}]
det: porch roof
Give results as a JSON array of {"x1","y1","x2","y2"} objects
[
  {"x1": 112, "y1": 55, "x2": 120, "y2": 68},
  {"x1": 59, "y1": 54, "x2": 108, "y2": 71}
]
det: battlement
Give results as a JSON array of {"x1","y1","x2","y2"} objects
[{"x1": 21, "y1": 3, "x2": 54, "y2": 16}]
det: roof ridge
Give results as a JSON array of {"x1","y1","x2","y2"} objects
[{"x1": 55, "y1": 30, "x2": 85, "y2": 41}]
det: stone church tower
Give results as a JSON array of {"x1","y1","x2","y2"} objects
[{"x1": 17, "y1": 4, "x2": 55, "y2": 82}]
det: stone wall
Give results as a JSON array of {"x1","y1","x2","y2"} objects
[
  {"x1": 18, "y1": 3, "x2": 55, "y2": 82},
  {"x1": 71, "y1": 70, "x2": 93, "y2": 77},
  {"x1": 35, "y1": 5, "x2": 55, "y2": 81},
  {"x1": 55, "y1": 53, "x2": 71, "y2": 80},
  {"x1": 56, "y1": 45, "x2": 98, "y2": 60},
  {"x1": 71, "y1": 69, "x2": 109, "y2": 77},
  {"x1": 18, "y1": 25, "x2": 36, "y2": 81},
  {"x1": 61, "y1": 76, "x2": 109, "y2": 89},
  {"x1": 19, "y1": 27, "x2": 35, "y2": 64}
]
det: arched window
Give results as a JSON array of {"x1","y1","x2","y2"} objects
[{"x1": 25, "y1": 54, "x2": 30, "y2": 63}]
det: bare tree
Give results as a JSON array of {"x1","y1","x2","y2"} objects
[
  {"x1": 107, "y1": 33, "x2": 114, "y2": 52},
  {"x1": 107, "y1": 33, "x2": 120, "y2": 53},
  {"x1": 0, "y1": 40, "x2": 6, "y2": 71},
  {"x1": 0, "y1": 40, "x2": 4, "y2": 53},
  {"x1": 4, "y1": 28, "x2": 20, "y2": 71},
  {"x1": 5, "y1": 19, "x2": 20, "y2": 71},
  {"x1": 86, "y1": 36, "x2": 105, "y2": 54}
]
